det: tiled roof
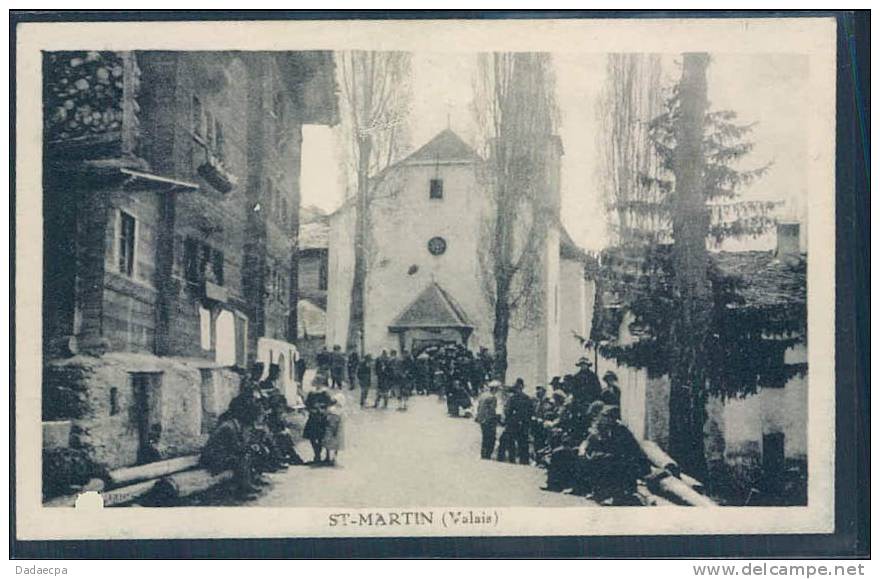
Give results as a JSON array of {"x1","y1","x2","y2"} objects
[
  {"x1": 713, "y1": 250, "x2": 806, "y2": 311},
  {"x1": 397, "y1": 129, "x2": 481, "y2": 166},
  {"x1": 389, "y1": 282, "x2": 473, "y2": 330}
]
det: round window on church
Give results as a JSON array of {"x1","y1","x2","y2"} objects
[{"x1": 427, "y1": 236, "x2": 447, "y2": 256}]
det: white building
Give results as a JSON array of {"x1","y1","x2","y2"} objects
[{"x1": 326, "y1": 129, "x2": 593, "y2": 387}]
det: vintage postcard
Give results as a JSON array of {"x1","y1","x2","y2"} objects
[{"x1": 14, "y1": 15, "x2": 837, "y2": 540}]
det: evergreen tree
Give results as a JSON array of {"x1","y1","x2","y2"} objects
[{"x1": 593, "y1": 54, "x2": 791, "y2": 478}]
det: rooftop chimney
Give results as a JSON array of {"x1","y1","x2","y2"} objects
[{"x1": 776, "y1": 221, "x2": 801, "y2": 260}]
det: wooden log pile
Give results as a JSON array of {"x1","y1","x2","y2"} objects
[
  {"x1": 637, "y1": 439, "x2": 716, "y2": 506},
  {"x1": 43, "y1": 454, "x2": 221, "y2": 508}
]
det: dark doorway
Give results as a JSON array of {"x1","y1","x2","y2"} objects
[
  {"x1": 761, "y1": 431, "x2": 786, "y2": 497},
  {"x1": 131, "y1": 372, "x2": 163, "y2": 464},
  {"x1": 411, "y1": 339, "x2": 458, "y2": 357}
]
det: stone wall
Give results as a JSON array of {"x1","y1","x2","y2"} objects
[
  {"x1": 559, "y1": 259, "x2": 594, "y2": 373},
  {"x1": 44, "y1": 352, "x2": 240, "y2": 470}
]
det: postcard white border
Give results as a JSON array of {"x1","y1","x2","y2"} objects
[{"x1": 15, "y1": 16, "x2": 836, "y2": 540}]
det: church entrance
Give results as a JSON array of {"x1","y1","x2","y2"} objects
[
  {"x1": 388, "y1": 282, "x2": 474, "y2": 355},
  {"x1": 411, "y1": 338, "x2": 459, "y2": 357}
]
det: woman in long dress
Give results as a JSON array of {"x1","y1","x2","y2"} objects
[{"x1": 322, "y1": 393, "x2": 346, "y2": 466}]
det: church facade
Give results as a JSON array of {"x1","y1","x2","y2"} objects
[{"x1": 325, "y1": 129, "x2": 594, "y2": 388}]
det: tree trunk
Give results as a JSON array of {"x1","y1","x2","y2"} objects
[
  {"x1": 346, "y1": 136, "x2": 371, "y2": 353},
  {"x1": 492, "y1": 275, "x2": 511, "y2": 382},
  {"x1": 668, "y1": 52, "x2": 711, "y2": 479}
]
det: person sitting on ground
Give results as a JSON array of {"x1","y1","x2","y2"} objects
[
  {"x1": 265, "y1": 388, "x2": 304, "y2": 466},
  {"x1": 200, "y1": 393, "x2": 261, "y2": 499},
  {"x1": 579, "y1": 405, "x2": 648, "y2": 504}
]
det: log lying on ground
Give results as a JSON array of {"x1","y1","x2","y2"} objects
[
  {"x1": 637, "y1": 439, "x2": 680, "y2": 477},
  {"x1": 150, "y1": 468, "x2": 234, "y2": 503},
  {"x1": 636, "y1": 483, "x2": 676, "y2": 506},
  {"x1": 43, "y1": 494, "x2": 77, "y2": 508},
  {"x1": 647, "y1": 470, "x2": 717, "y2": 507},
  {"x1": 680, "y1": 472, "x2": 705, "y2": 494},
  {"x1": 102, "y1": 479, "x2": 159, "y2": 507},
  {"x1": 637, "y1": 439, "x2": 707, "y2": 494},
  {"x1": 43, "y1": 478, "x2": 106, "y2": 508},
  {"x1": 107, "y1": 455, "x2": 200, "y2": 488}
]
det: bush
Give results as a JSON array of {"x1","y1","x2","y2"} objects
[{"x1": 42, "y1": 447, "x2": 108, "y2": 500}]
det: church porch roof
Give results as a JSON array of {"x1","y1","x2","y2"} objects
[{"x1": 389, "y1": 282, "x2": 474, "y2": 331}]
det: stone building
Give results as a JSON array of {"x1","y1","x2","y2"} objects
[
  {"x1": 595, "y1": 222, "x2": 808, "y2": 505},
  {"x1": 325, "y1": 129, "x2": 593, "y2": 387},
  {"x1": 41, "y1": 50, "x2": 337, "y2": 471}
]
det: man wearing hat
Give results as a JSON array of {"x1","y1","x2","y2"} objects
[
  {"x1": 498, "y1": 378, "x2": 534, "y2": 465},
  {"x1": 475, "y1": 380, "x2": 502, "y2": 459},
  {"x1": 531, "y1": 384, "x2": 553, "y2": 461},
  {"x1": 571, "y1": 357, "x2": 602, "y2": 406},
  {"x1": 601, "y1": 370, "x2": 622, "y2": 407}
]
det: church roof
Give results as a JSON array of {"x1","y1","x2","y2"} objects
[
  {"x1": 389, "y1": 282, "x2": 474, "y2": 330},
  {"x1": 398, "y1": 129, "x2": 482, "y2": 166}
]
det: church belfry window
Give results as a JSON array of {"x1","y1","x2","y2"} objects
[{"x1": 429, "y1": 178, "x2": 443, "y2": 200}]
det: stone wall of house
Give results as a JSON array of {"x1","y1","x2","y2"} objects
[
  {"x1": 704, "y1": 342, "x2": 809, "y2": 499},
  {"x1": 326, "y1": 204, "x2": 355, "y2": 349},
  {"x1": 44, "y1": 352, "x2": 241, "y2": 470},
  {"x1": 558, "y1": 258, "x2": 594, "y2": 373}
]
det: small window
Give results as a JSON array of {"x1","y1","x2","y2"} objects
[
  {"x1": 184, "y1": 237, "x2": 224, "y2": 286},
  {"x1": 318, "y1": 258, "x2": 329, "y2": 291},
  {"x1": 109, "y1": 387, "x2": 120, "y2": 416},
  {"x1": 210, "y1": 248, "x2": 224, "y2": 286},
  {"x1": 184, "y1": 237, "x2": 201, "y2": 283},
  {"x1": 118, "y1": 211, "x2": 136, "y2": 276},
  {"x1": 429, "y1": 178, "x2": 444, "y2": 200}
]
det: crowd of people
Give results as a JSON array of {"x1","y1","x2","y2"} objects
[
  {"x1": 313, "y1": 342, "x2": 650, "y2": 505},
  {"x1": 473, "y1": 356, "x2": 650, "y2": 505},
  {"x1": 201, "y1": 341, "x2": 650, "y2": 505},
  {"x1": 200, "y1": 363, "x2": 305, "y2": 500},
  {"x1": 313, "y1": 343, "x2": 494, "y2": 413}
]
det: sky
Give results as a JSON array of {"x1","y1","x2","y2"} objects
[{"x1": 300, "y1": 52, "x2": 810, "y2": 252}]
